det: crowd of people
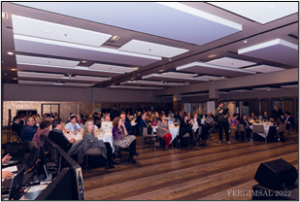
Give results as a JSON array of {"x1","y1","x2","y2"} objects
[{"x1": 5, "y1": 103, "x2": 295, "y2": 178}]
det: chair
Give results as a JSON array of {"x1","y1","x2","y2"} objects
[
  {"x1": 28, "y1": 141, "x2": 38, "y2": 150},
  {"x1": 156, "y1": 128, "x2": 165, "y2": 148},
  {"x1": 140, "y1": 127, "x2": 156, "y2": 149},
  {"x1": 278, "y1": 123, "x2": 287, "y2": 141},
  {"x1": 177, "y1": 133, "x2": 190, "y2": 149},
  {"x1": 238, "y1": 124, "x2": 246, "y2": 142},
  {"x1": 252, "y1": 125, "x2": 267, "y2": 144},
  {"x1": 84, "y1": 148, "x2": 108, "y2": 173},
  {"x1": 267, "y1": 126, "x2": 278, "y2": 143},
  {"x1": 194, "y1": 126, "x2": 203, "y2": 146}
]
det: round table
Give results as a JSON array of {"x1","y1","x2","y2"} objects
[{"x1": 64, "y1": 131, "x2": 115, "y2": 152}]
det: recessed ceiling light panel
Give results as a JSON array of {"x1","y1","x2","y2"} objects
[
  {"x1": 244, "y1": 65, "x2": 285, "y2": 73},
  {"x1": 18, "y1": 80, "x2": 55, "y2": 85},
  {"x1": 195, "y1": 75, "x2": 226, "y2": 81},
  {"x1": 161, "y1": 72, "x2": 197, "y2": 78},
  {"x1": 12, "y1": 15, "x2": 112, "y2": 47},
  {"x1": 119, "y1": 39, "x2": 189, "y2": 58},
  {"x1": 89, "y1": 63, "x2": 138, "y2": 73},
  {"x1": 208, "y1": 2, "x2": 298, "y2": 24},
  {"x1": 16, "y1": 55, "x2": 80, "y2": 67},
  {"x1": 72, "y1": 75, "x2": 111, "y2": 82},
  {"x1": 18, "y1": 71, "x2": 64, "y2": 79},
  {"x1": 206, "y1": 57, "x2": 256, "y2": 68}
]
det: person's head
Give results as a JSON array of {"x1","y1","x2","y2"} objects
[
  {"x1": 70, "y1": 115, "x2": 77, "y2": 124},
  {"x1": 187, "y1": 113, "x2": 191, "y2": 119},
  {"x1": 155, "y1": 112, "x2": 159, "y2": 117},
  {"x1": 105, "y1": 114, "x2": 111, "y2": 122},
  {"x1": 13, "y1": 116, "x2": 19, "y2": 123},
  {"x1": 120, "y1": 113, "x2": 126, "y2": 122},
  {"x1": 52, "y1": 119, "x2": 63, "y2": 131},
  {"x1": 35, "y1": 117, "x2": 41, "y2": 124},
  {"x1": 251, "y1": 112, "x2": 255, "y2": 117},
  {"x1": 32, "y1": 114, "x2": 36, "y2": 119},
  {"x1": 264, "y1": 111, "x2": 268, "y2": 116},
  {"x1": 40, "y1": 120, "x2": 51, "y2": 130},
  {"x1": 233, "y1": 113, "x2": 238, "y2": 118},
  {"x1": 55, "y1": 114, "x2": 59, "y2": 119},
  {"x1": 208, "y1": 112, "x2": 212, "y2": 117},
  {"x1": 175, "y1": 112, "x2": 178, "y2": 115},
  {"x1": 284, "y1": 111, "x2": 290, "y2": 117},
  {"x1": 202, "y1": 110, "x2": 206, "y2": 115},
  {"x1": 77, "y1": 115, "x2": 81, "y2": 122},
  {"x1": 84, "y1": 119, "x2": 94, "y2": 133},
  {"x1": 179, "y1": 111, "x2": 183, "y2": 116},
  {"x1": 274, "y1": 106, "x2": 278, "y2": 111},
  {"x1": 91, "y1": 111, "x2": 94, "y2": 115},
  {"x1": 160, "y1": 113, "x2": 166, "y2": 121},
  {"x1": 142, "y1": 113, "x2": 147, "y2": 120},
  {"x1": 169, "y1": 110, "x2": 172, "y2": 113},
  {"x1": 113, "y1": 105, "x2": 117, "y2": 110},
  {"x1": 43, "y1": 114, "x2": 47, "y2": 118},
  {"x1": 112, "y1": 117, "x2": 122, "y2": 128},
  {"x1": 183, "y1": 112, "x2": 188, "y2": 121},
  {"x1": 26, "y1": 117, "x2": 35, "y2": 127},
  {"x1": 193, "y1": 113, "x2": 197, "y2": 119},
  {"x1": 218, "y1": 102, "x2": 224, "y2": 108},
  {"x1": 242, "y1": 114, "x2": 247, "y2": 120}
]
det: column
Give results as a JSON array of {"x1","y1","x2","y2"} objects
[{"x1": 173, "y1": 92, "x2": 182, "y2": 112}]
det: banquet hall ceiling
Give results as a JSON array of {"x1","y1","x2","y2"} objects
[{"x1": 1, "y1": 2, "x2": 298, "y2": 89}]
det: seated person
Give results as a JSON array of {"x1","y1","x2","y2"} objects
[
  {"x1": 248, "y1": 112, "x2": 258, "y2": 123},
  {"x1": 35, "y1": 117, "x2": 41, "y2": 127},
  {"x1": 49, "y1": 119, "x2": 76, "y2": 153},
  {"x1": 11, "y1": 116, "x2": 22, "y2": 138},
  {"x1": 240, "y1": 114, "x2": 252, "y2": 140},
  {"x1": 120, "y1": 113, "x2": 134, "y2": 135},
  {"x1": 262, "y1": 111, "x2": 270, "y2": 122},
  {"x1": 152, "y1": 112, "x2": 160, "y2": 126},
  {"x1": 284, "y1": 111, "x2": 295, "y2": 131},
  {"x1": 64, "y1": 115, "x2": 81, "y2": 133},
  {"x1": 179, "y1": 113, "x2": 194, "y2": 147},
  {"x1": 21, "y1": 117, "x2": 38, "y2": 142},
  {"x1": 70, "y1": 119, "x2": 116, "y2": 168},
  {"x1": 140, "y1": 113, "x2": 152, "y2": 134},
  {"x1": 113, "y1": 117, "x2": 139, "y2": 164},
  {"x1": 157, "y1": 113, "x2": 172, "y2": 149},
  {"x1": 230, "y1": 113, "x2": 239, "y2": 127},
  {"x1": 32, "y1": 120, "x2": 51, "y2": 152},
  {"x1": 200, "y1": 111, "x2": 207, "y2": 120},
  {"x1": 2, "y1": 154, "x2": 13, "y2": 179},
  {"x1": 205, "y1": 112, "x2": 216, "y2": 132},
  {"x1": 101, "y1": 114, "x2": 113, "y2": 133}
]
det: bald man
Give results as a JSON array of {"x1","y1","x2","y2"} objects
[{"x1": 21, "y1": 117, "x2": 37, "y2": 142}]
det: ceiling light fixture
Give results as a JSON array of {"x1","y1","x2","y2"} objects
[
  {"x1": 244, "y1": 40, "x2": 248, "y2": 43},
  {"x1": 208, "y1": 54, "x2": 216, "y2": 58},
  {"x1": 7, "y1": 52, "x2": 14, "y2": 55},
  {"x1": 11, "y1": 69, "x2": 16, "y2": 71},
  {"x1": 159, "y1": 70, "x2": 164, "y2": 72},
  {"x1": 13, "y1": 78, "x2": 17, "y2": 80},
  {"x1": 2, "y1": 12, "x2": 8, "y2": 19},
  {"x1": 81, "y1": 60, "x2": 87, "y2": 63},
  {"x1": 111, "y1": 35, "x2": 120, "y2": 41},
  {"x1": 4, "y1": 73, "x2": 7, "y2": 76}
]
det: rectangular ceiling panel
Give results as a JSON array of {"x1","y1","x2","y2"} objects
[
  {"x1": 17, "y1": 71, "x2": 64, "y2": 79},
  {"x1": 119, "y1": 40, "x2": 189, "y2": 58},
  {"x1": 195, "y1": 75, "x2": 226, "y2": 80},
  {"x1": 161, "y1": 72, "x2": 198, "y2": 78},
  {"x1": 206, "y1": 57, "x2": 256, "y2": 68},
  {"x1": 13, "y1": 2, "x2": 242, "y2": 46},
  {"x1": 18, "y1": 80, "x2": 55, "y2": 85},
  {"x1": 89, "y1": 63, "x2": 138, "y2": 73},
  {"x1": 107, "y1": 85, "x2": 164, "y2": 90},
  {"x1": 14, "y1": 34, "x2": 161, "y2": 67},
  {"x1": 16, "y1": 55, "x2": 80, "y2": 67},
  {"x1": 176, "y1": 62, "x2": 256, "y2": 77},
  {"x1": 238, "y1": 39, "x2": 298, "y2": 67},
  {"x1": 142, "y1": 73, "x2": 208, "y2": 83},
  {"x1": 244, "y1": 65, "x2": 285, "y2": 73},
  {"x1": 71, "y1": 75, "x2": 110, "y2": 82},
  {"x1": 208, "y1": 2, "x2": 298, "y2": 24},
  {"x1": 12, "y1": 15, "x2": 112, "y2": 47}
]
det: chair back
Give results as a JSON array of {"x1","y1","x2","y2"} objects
[
  {"x1": 142, "y1": 127, "x2": 148, "y2": 136},
  {"x1": 197, "y1": 126, "x2": 202, "y2": 135},
  {"x1": 278, "y1": 124, "x2": 286, "y2": 133},
  {"x1": 28, "y1": 141, "x2": 38, "y2": 150},
  {"x1": 238, "y1": 124, "x2": 245, "y2": 132},
  {"x1": 252, "y1": 125, "x2": 265, "y2": 134},
  {"x1": 156, "y1": 128, "x2": 163, "y2": 138},
  {"x1": 268, "y1": 126, "x2": 277, "y2": 136}
]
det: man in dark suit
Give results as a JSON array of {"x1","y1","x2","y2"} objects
[
  {"x1": 48, "y1": 119, "x2": 76, "y2": 153},
  {"x1": 139, "y1": 113, "x2": 152, "y2": 134},
  {"x1": 21, "y1": 117, "x2": 37, "y2": 142},
  {"x1": 272, "y1": 106, "x2": 284, "y2": 122},
  {"x1": 199, "y1": 111, "x2": 207, "y2": 120},
  {"x1": 11, "y1": 116, "x2": 22, "y2": 138},
  {"x1": 284, "y1": 111, "x2": 295, "y2": 131},
  {"x1": 110, "y1": 105, "x2": 120, "y2": 122}
]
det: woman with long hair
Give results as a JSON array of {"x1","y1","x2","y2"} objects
[
  {"x1": 82, "y1": 119, "x2": 115, "y2": 169},
  {"x1": 179, "y1": 112, "x2": 195, "y2": 147},
  {"x1": 157, "y1": 113, "x2": 172, "y2": 149},
  {"x1": 112, "y1": 117, "x2": 139, "y2": 164}
]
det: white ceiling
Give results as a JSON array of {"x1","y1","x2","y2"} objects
[
  {"x1": 206, "y1": 57, "x2": 256, "y2": 68},
  {"x1": 142, "y1": 73, "x2": 209, "y2": 81},
  {"x1": 17, "y1": 71, "x2": 64, "y2": 79},
  {"x1": 208, "y1": 2, "x2": 298, "y2": 24},
  {"x1": 161, "y1": 72, "x2": 198, "y2": 78},
  {"x1": 108, "y1": 85, "x2": 164, "y2": 90},
  {"x1": 71, "y1": 75, "x2": 110, "y2": 82},
  {"x1": 195, "y1": 75, "x2": 226, "y2": 81},
  {"x1": 18, "y1": 80, "x2": 55, "y2": 85},
  {"x1": 12, "y1": 15, "x2": 112, "y2": 47},
  {"x1": 252, "y1": 87, "x2": 280, "y2": 91},
  {"x1": 244, "y1": 65, "x2": 285, "y2": 73},
  {"x1": 119, "y1": 39, "x2": 189, "y2": 58}
]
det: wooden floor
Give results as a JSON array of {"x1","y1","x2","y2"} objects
[{"x1": 82, "y1": 130, "x2": 299, "y2": 200}]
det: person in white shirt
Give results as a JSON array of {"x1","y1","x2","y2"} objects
[
  {"x1": 191, "y1": 113, "x2": 200, "y2": 133},
  {"x1": 64, "y1": 115, "x2": 81, "y2": 133},
  {"x1": 101, "y1": 114, "x2": 113, "y2": 133}
]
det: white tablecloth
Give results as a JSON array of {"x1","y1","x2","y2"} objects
[
  {"x1": 131, "y1": 121, "x2": 137, "y2": 126},
  {"x1": 64, "y1": 131, "x2": 115, "y2": 152},
  {"x1": 250, "y1": 123, "x2": 274, "y2": 138}
]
